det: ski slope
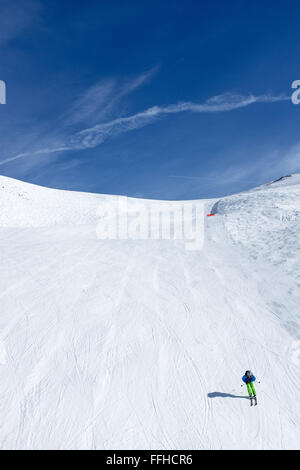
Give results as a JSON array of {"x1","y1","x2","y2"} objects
[{"x1": 0, "y1": 174, "x2": 299, "y2": 450}]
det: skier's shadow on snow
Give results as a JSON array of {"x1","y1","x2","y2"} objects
[{"x1": 208, "y1": 392, "x2": 248, "y2": 400}]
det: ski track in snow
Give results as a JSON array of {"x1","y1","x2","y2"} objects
[{"x1": 0, "y1": 174, "x2": 299, "y2": 449}]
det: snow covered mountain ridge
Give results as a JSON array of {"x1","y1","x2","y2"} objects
[{"x1": 0, "y1": 174, "x2": 299, "y2": 449}]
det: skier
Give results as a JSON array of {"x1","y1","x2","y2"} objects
[{"x1": 242, "y1": 370, "x2": 257, "y2": 406}]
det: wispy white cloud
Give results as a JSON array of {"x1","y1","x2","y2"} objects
[
  {"x1": 0, "y1": 90, "x2": 288, "y2": 167},
  {"x1": 63, "y1": 79, "x2": 117, "y2": 126},
  {"x1": 63, "y1": 67, "x2": 158, "y2": 126},
  {"x1": 119, "y1": 67, "x2": 159, "y2": 96},
  {"x1": 258, "y1": 142, "x2": 300, "y2": 179},
  {"x1": 169, "y1": 140, "x2": 300, "y2": 196},
  {"x1": 0, "y1": 68, "x2": 157, "y2": 170}
]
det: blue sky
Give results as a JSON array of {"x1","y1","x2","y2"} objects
[{"x1": 0, "y1": 0, "x2": 300, "y2": 199}]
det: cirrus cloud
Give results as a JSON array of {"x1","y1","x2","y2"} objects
[{"x1": 0, "y1": 89, "x2": 288, "y2": 167}]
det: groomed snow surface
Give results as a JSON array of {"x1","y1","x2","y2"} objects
[{"x1": 0, "y1": 174, "x2": 299, "y2": 450}]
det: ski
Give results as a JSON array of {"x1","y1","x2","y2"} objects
[{"x1": 250, "y1": 395, "x2": 257, "y2": 406}]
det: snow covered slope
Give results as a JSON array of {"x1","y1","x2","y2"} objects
[
  {"x1": 0, "y1": 175, "x2": 106, "y2": 226},
  {"x1": 0, "y1": 174, "x2": 299, "y2": 450}
]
